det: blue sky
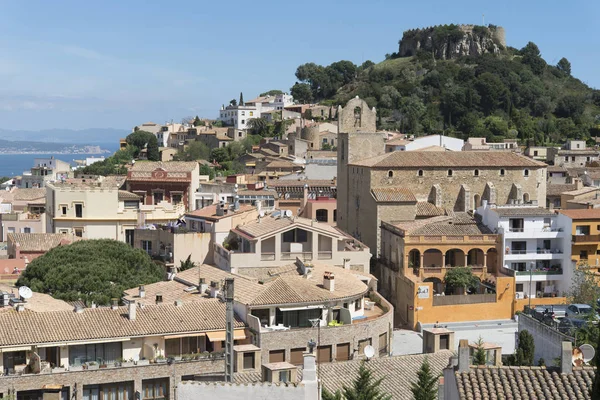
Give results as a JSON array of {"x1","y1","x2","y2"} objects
[{"x1": 0, "y1": 0, "x2": 598, "y2": 130}]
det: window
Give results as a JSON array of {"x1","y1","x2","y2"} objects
[
  {"x1": 354, "y1": 298, "x2": 362, "y2": 310},
  {"x1": 238, "y1": 132, "x2": 242, "y2": 137},
  {"x1": 316, "y1": 209, "x2": 328, "y2": 222},
  {"x1": 358, "y1": 338, "x2": 372, "y2": 355},
  {"x1": 576, "y1": 225, "x2": 590, "y2": 235},
  {"x1": 474, "y1": 169, "x2": 479, "y2": 176},
  {"x1": 516, "y1": 283, "x2": 523, "y2": 292},
  {"x1": 60, "y1": 205, "x2": 67, "y2": 216},
  {"x1": 69, "y1": 342, "x2": 122, "y2": 365},
  {"x1": 23, "y1": 227, "x2": 31, "y2": 233},
  {"x1": 249, "y1": 111, "x2": 254, "y2": 116},
  {"x1": 580, "y1": 250, "x2": 588, "y2": 260},
  {"x1": 142, "y1": 379, "x2": 168, "y2": 400},
  {"x1": 500, "y1": 169, "x2": 505, "y2": 176},
  {"x1": 439, "y1": 334, "x2": 449, "y2": 351},
  {"x1": 333, "y1": 209, "x2": 337, "y2": 222},
  {"x1": 533, "y1": 150, "x2": 538, "y2": 156},
  {"x1": 74, "y1": 228, "x2": 83, "y2": 238},
  {"x1": 241, "y1": 111, "x2": 245, "y2": 116},
  {"x1": 447, "y1": 169, "x2": 453, "y2": 177},
  {"x1": 241, "y1": 119, "x2": 245, "y2": 124},
  {"x1": 387, "y1": 171, "x2": 393, "y2": 178},
  {"x1": 75, "y1": 203, "x2": 83, "y2": 218},
  {"x1": 571, "y1": 156, "x2": 576, "y2": 162},
  {"x1": 153, "y1": 191, "x2": 164, "y2": 205},
  {"x1": 565, "y1": 156, "x2": 569, "y2": 162},
  {"x1": 524, "y1": 169, "x2": 529, "y2": 177},
  {"x1": 142, "y1": 240, "x2": 153, "y2": 255},
  {"x1": 124, "y1": 200, "x2": 139, "y2": 209},
  {"x1": 243, "y1": 352, "x2": 255, "y2": 370},
  {"x1": 171, "y1": 193, "x2": 182, "y2": 205},
  {"x1": 275, "y1": 307, "x2": 321, "y2": 328}
]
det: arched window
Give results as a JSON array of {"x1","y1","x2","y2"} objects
[
  {"x1": 388, "y1": 171, "x2": 393, "y2": 178},
  {"x1": 500, "y1": 169, "x2": 505, "y2": 176},
  {"x1": 418, "y1": 170, "x2": 424, "y2": 177},
  {"x1": 447, "y1": 169, "x2": 453, "y2": 177},
  {"x1": 354, "y1": 106, "x2": 362, "y2": 127},
  {"x1": 524, "y1": 169, "x2": 529, "y2": 177},
  {"x1": 474, "y1": 169, "x2": 479, "y2": 177}
]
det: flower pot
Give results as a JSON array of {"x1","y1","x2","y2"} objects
[{"x1": 87, "y1": 364, "x2": 99, "y2": 370}]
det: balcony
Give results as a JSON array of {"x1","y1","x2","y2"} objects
[
  {"x1": 504, "y1": 227, "x2": 564, "y2": 239},
  {"x1": 281, "y1": 252, "x2": 313, "y2": 261},
  {"x1": 504, "y1": 249, "x2": 563, "y2": 260},
  {"x1": 432, "y1": 293, "x2": 497, "y2": 306},
  {"x1": 573, "y1": 234, "x2": 600, "y2": 243}
]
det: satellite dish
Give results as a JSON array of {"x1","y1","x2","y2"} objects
[
  {"x1": 363, "y1": 345, "x2": 375, "y2": 359},
  {"x1": 285, "y1": 210, "x2": 293, "y2": 217},
  {"x1": 580, "y1": 344, "x2": 596, "y2": 363},
  {"x1": 18, "y1": 286, "x2": 33, "y2": 300}
]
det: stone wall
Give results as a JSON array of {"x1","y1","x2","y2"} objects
[
  {"x1": 0, "y1": 358, "x2": 225, "y2": 400},
  {"x1": 179, "y1": 381, "x2": 310, "y2": 400},
  {"x1": 518, "y1": 313, "x2": 574, "y2": 365}
]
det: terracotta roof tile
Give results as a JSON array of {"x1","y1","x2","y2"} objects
[
  {"x1": 185, "y1": 204, "x2": 256, "y2": 221},
  {"x1": 118, "y1": 190, "x2": 141, "y2": 200},
  {"x1": 393, "y1": 214, "x2": 492, "y2": 236},
  {"x1": 0, "y1": 300, "x2": 244, "y2": 346},
  {"x1": 130, "y1": 161, "x2": 198, "y2": 172},
  {"x1": 12, "y1": 188, "x2": 47, "y2": 201},
  {"x1": 547, "y1": 183, "x2": 577, "y2": 197},
  {"x1": 492, "y1": 207, "x2": 556, "y2": 217},
  {"x1": 371, "y1": 187, "x2": 416, "y2": 203},
  {"x1": 559, "y1": 209, "x2": 600, "y2": 220},
  {"x1": 455, "y1": 366, "x2": 596, "y2": 400},
  {"x1": 351, "y1": 151, "x2": 545, "y2": 168},
  {"x1": 7, "y1": 233, "x2": 77, "y2": 252},
  {"x1": 416, "y1": 202, "x2": 446, "y2": 217}
]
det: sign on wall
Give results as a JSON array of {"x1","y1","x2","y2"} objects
[{"x1": 417, "y1": 286, "x2": 430, "y2": 299}]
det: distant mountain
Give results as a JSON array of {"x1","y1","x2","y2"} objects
[{"x1": 0, "y1": 128, "x2": 128, "y2": 145}]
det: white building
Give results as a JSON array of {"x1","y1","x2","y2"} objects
[
  {"x1": 218, "y1": 93, "x2": 294, "y2": 130},
  {"x1": 477, "y1": 202, "x2": 571, "y2": 299},
  {"x1": 20, "y1": 157, "x2": 72, "y2": 188},
  {"x1": 385, "y1": 134, "x2": 464, "y2": 153}
]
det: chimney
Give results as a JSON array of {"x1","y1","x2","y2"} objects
[
  {"x1": 16, "y1": 303, "x2": 25, "y2": 312},
  {"x1": 139, "y1": 285, "x2": 146, "y2": 298},
  {"x1": 198, "y1": 278, "x2": 208, "y2": 294},
  {"x1": 301, "y1": 352, "x2": 318, "y2": 399},
  {"x1": 216, "y1": 201, "x2": 225, "y2": 217},
  {"x1": 575, "y1": 178, "x2": 583, "y2": 190},
  {"x1": 128, "y1": 300, "x2": 136, "y2": 320},
  {"x1": 210, "y1": 281, "x2": 220, "y2": 298},
  {"x1": 234, "y1": 195, "x2": 240, "y2": 211},
  {"x1": 323, "y1": 272, "x2": 335, "y2": 292},
  {"x1": 561, "y1": 341, "x2": 573, "y2": 374},
  {"x1": 73, "y1": 305, "x2": 83, "y2": 314},
  {"x1": 111, "y1": 298, "x2": 118, "y2": 310},
  {"x1": 174, "y1": 299, "x2": 183, "y2": 307},
  {"x1": 343, "y1": 258, "x2": 350, "y2": 270},
  {"x1": 457, "y1": 339, "x2": 470, "y2": 372},
  {"x1": 155, "y1": 294, "x2": 163, "y2": 305}
]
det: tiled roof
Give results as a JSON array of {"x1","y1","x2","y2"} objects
[
  {"x1": 351, "y1": 151, "x2": 545, "y2": 168},
  {"x1": 371, "y1": 188, "x2": 416, "y2": 203},
  {"x1": 416, "y1": 202, "x2": 446, "y2": 217},
  {"x1": 492, "y1": 207, "x2": 556, "y2": 217},
  {"x1": 556, "y1": 149, "x2": 599, "y2": 155},
  {"x1": 266, "y1": 160, "x2": 297, "y2": 169},
  {"x1": 12, "y1": 188, "x2": 46, "y2": 201},
  {"x1": 393, "y1": 214, "x2": 492, "y2": 236},
  {"x1": 7, "y1": 233, "x2": 76, "y2": 252},
  {"x1": 130, "y1": 161, "x2": 198, "y2": 172},
  {"x1": 547, "y1": 184, "x2": 577, "y2": 197},
  {"x1": 562, "y1": 187, "x2": 599, "y2": 196},
  {"x1": 547, "y1": 165, "x2": 567, "y2": 173},
  {"x1": 185, "y1": 204, "x2": 256, "y2": 222},
  {"x1": 320, "y1": 351, "x2": 453, "y2": 399},
  {"x1": 49, "y1": 175, "x2": 126, "y2": 189},
  {"x1": 118, "y1": 190, "x2": 141, "y2": 200},
  {"x1": 267, "y1": 180, "x2": 336, "y2": 187},
  {"x1": 454, "y1": 366, "x2": 595, "y2": 400},
  {"x1": 559, "y1": 209, "x2": 600, "y2": 220},
  {"x1": 0, "y1": 300, "x2": 244, "y2": 347},
  {"x1": 233, "y1": 215, "x2": 345, "y2": 239},
  {"x1": 0, "y1": 284, "x2": 72, "y2": 313},
  {"x1": 238, "y1": 190, "x2": 276, "y2": 196}
]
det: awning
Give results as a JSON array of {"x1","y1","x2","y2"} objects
[
  {"x1": 278, "y1": 305, "x2": 322, "y2": 312},
  {"x1": 0, "y1": 346, "x2": 32, "y2": 352},
  {"x1": 164, "y1": 332, "x2": 206, "y2": 340},
  {"x1": 206, "y1": 329, "x2": 246, "y2": 342}
]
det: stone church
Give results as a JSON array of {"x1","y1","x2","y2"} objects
[{"x1": 336, "y1": 97, "x2": 547, "y2": 256}]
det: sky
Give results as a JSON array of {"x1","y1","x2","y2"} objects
[{"x1": 0, "y1": 0, "x2": 598, "y2": 130}]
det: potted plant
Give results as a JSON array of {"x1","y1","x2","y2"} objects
[
  {"x1": 173, "y1": 355, "x2": 182, "y2": 362},
  {"x1": 87, "y1": 361, "x2": 99, "y2": 370},
  {"x1": 155, "y1": 355, "x2": 167, "y2": 363},
  {"x1": 122, "y1": 358, "x2": 135, "y2": 367}
]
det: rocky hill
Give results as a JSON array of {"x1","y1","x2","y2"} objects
[{"x1": 398, "y1": 24, "x2": 506, "y2": 60}]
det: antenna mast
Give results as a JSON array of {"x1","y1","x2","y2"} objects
[{"x1": 224, "y1": 278, "x2": 235, "y2": 382}]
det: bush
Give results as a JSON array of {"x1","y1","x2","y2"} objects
[{"x1": 17, "y1": 239, "x2": 164, "y2": 305}]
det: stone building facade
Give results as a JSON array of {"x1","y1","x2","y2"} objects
[{"x1": 336, "y1": 97, "x2": 547, "y2": 257}]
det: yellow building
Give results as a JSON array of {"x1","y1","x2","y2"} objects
[
  {"x1": 559, "y1": 209, "x2": 600, "y2": 268},
  {"x1": 378, "y1": 213, "x2": 516, "y2": 329}
]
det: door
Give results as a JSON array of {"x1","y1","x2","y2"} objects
[
  {"x1": 440, "y1": 334, "x2": 449, "y2": 350},
  {"x1": 336, "y1": 343, "x2": 350, "y2": 361},
  {"x1": 317, "y1": 345, "x2": 332, "y2": 363},
  {"x1": 125, "y1": 229, "x2": 134, "y2": 247},
  {"x1": 269, "y1": 350, "x2": 285, "y2": 363}
]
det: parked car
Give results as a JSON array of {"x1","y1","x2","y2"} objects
[
  {"x1": 534, "y1": 305, "x2": 567, "y2": 320},
  {"x1": 567, "y1": 304, "x2": 597, "y2": 318},
  {"x1": 558, "y1": 317, "x2": 588, "y2": 335}
]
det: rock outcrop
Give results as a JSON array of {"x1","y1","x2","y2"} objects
[{"x1": 398, "y1": 24, "x2": 506, "y2": 60}]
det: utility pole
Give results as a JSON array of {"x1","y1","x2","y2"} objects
[
  {"x1": 309, "y1": 318, "x2": 322, "y2": 395},
  {"x1": 224, "y1": 278, "x2": 234, "y2": 382}
]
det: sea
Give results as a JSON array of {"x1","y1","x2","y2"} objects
[{"x1": 0, "y1": 143, "x2": 120, "y2": 178}]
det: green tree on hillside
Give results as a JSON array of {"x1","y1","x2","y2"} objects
[
  {"x1": 290, "y1": 82, "x2": 313, "y2": 103},
  {"x1": 410, "y1": 357, "x2": 438, "y2": 400},
  {"x1": 174, "y1": 141, "x2": 210, "y2": 161},
  {"x1": 239, "y1": 92, "x2": 244, "y2": 106},
  {"x1": 516, "y1": 330, "x2": 535, "y2": 366},
  {"x1": 17, "y1": 240, "x2": 164, "y2": 305},
  {"x1": 146, "y1": 135, "x2": 160, "y2": 161},
  {"x1": 557, "y1": 57, "x2": 571, "y2": 76},
  {"x1": 126, "y1": 130, "x2": 156, "y2": 159}
]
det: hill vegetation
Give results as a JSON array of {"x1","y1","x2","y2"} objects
[
  {"x1": 290, "y1": 25, "x2": 600, "y2": 145},
  {"x1": 17, "y1": 239, "x2": 164, "y2": 306}
]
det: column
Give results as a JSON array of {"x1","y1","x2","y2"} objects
[
  {"x1": 133, "y1": 377, "x2": 143, "y2": 400},
  {"x1": 274, "y1": 234, "x2": 281, "y2": 261},
  {"x1": 312, "y1": 232, "x2": 319, "y2": 260},
  {"x1": 442, "y1": 254, "x2": 446, "y2": 268},
  {"x1": 483, "y1": 253, "x2": 487, "y2": 268},
  {"x1": 464, "y1": 253, "x2": 469, "y2": 267}
]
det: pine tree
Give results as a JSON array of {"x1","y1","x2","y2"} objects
[
  {"x1": 473, "y1": 336, "x2": 487, "y2": 366},
  {"x1": 410, "y1": 357, "x2": 438, "y2": 400},
  {"x1": 515, "y1": 330, "x2": 535, "y2": 366},
  {"x1": 239, "y1": 92, "x2": 244, "y2": 106},
  {"x1": 342, "y1": 362, "x2": 392, "y2": 400},
  {"x1": 322, "y1": 388, "x2": 342, "y2": 400},
  {"x1": 146, "y1": 135, "x2": 160, "y2": 161}
]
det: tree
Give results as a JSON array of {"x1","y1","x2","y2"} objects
[
  {"x1": 340, "y1": 362, "x2": 391, "y2": 400},
  {"x1": 16, "y1": 239, "x2": 164, "y2": 306},
  {"x1": 126, "y1": 130, "x2": 156, "y2": 158},
  {"x1": 322, "y1": 389, "x2": 343, "y2": 400},
  {"x1": 146, "y1": 135, "x2": 160, "y2": 161},
  {"x1": 475, "y1": 72, "x2": 507, "y2": 115},
  {"x1": 566, "y1": 269, "x2": 600, "y2": 307},
  {"x1": 179, "y1": 255, "x2": 196, "y2": 272},
  {"x1": 515, "y1": 330, "x2": 535, "y2": 366},
  {"x1": 410, "y1": 357, "x2": 438, "y2": 400},
  {"x1": 193, "y1": 116, "x2": 205, "y2": 126},
  {"x1": 229, "y1": 99, "x2": 237, "y2": 107},
  {"x1": 556, "y1": 57, "x2": 571, "y2": 76},
  {"x1": 290, "y1": 82, "x2": 313, "y2": 104},
  {"x1": 239, "y1": 92, "x2": 244, "y2": 106},
  {"x1": 247, "y1": 117, "x2": 270, "y2": 136},
  {"x1": 199, "y1": 164, "x2": 215, "y2": 180},
  {"x1": 555, "y1": 95, "x2": 585, "y2": 119},
  {"x1": 259, "y1": 89, "x2": 283, "y2": 97},
  {"x1": 174, "y1": 141, "x2": 210, "y2": 161},
  {"x1": 472, "y1": 336, "x2": 487, "y2": 366},
  {"x1": 210, "y1": 147, "x2": 229, "y2": 163},
  {"x1": 444, "y1": 267, "x2": 479, "y2": 294},
  {"x1": 520, "y1": 42, "x2": 546, "y2": 75}
]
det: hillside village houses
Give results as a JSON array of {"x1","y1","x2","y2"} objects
[{"x1": 218, "y1": 93, "x2": 294, "y2": 130}]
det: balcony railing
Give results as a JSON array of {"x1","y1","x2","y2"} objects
[
  {"x1": 505, "y1": 249, "x2": 563, "y2": 255},
  {"x1": 317, "y1": 251, "x2": 332, "y2": 260},
  {"x1": 573, "y1": 234, "x2": 600, "y2": 243},
  {"x1": 515, "y1": 269, "x2": 563, "y2": 276},
  {"x1": 281, "y1": 252, "x2": 312, "y2": 261},
  {"x1": 260, "y1": 252, "x2": 276, "y2": 261},
  {"x1": 432, "y1": 293, "x2": 496, "y2": 306}
]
